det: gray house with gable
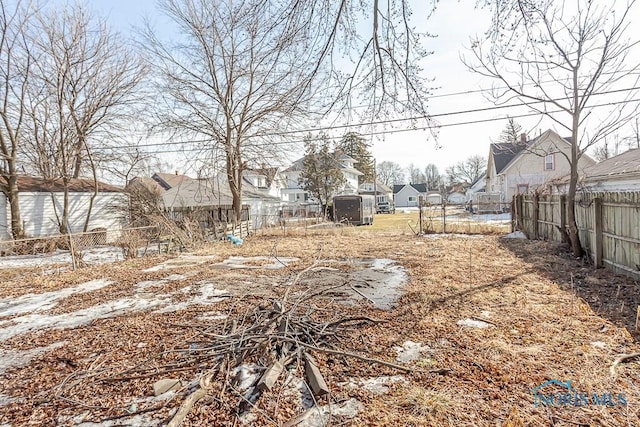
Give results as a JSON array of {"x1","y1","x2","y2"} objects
[{"x1": 393, "y1": 183, "x2": 428, "y2": 207}]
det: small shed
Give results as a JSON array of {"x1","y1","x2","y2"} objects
[
  {"x1": 160, "y1": 178, "x2": 249, "y2": 226},
  {"x1": 425, "y1": 191, "x2": 442, "y2": 205},
  {"x1": 0, "y1": 176, "x2": 127, "y2": 241},
  {"x1": 580, "y1": 148, "x2": 640, "y2": 191}
]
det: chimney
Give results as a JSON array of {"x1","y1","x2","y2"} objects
[{"x1": 520, "y1": 133, "x2": 527, "y2": 144}]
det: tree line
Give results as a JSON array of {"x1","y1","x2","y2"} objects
[{"x1": 2, "y1": 0, "x2": 638, "y2": 258}]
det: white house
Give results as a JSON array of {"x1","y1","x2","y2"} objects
[
  {"x1": 282, "y1": 153, "x2": 363, "y2": 203},
  {"x1": 0, "y1": 176, "x2": 127, "y2": 241},
  {"x1": 486, "y1": 129, "x2": 596, "y2": 202},
  {"x1": 393, "y1": 184, "x2": 428, "y2": 207},
  {"x1": 358, "y1": 180, "x2": 393, "y2": 204},
  {"x1": 466, "y1": 176, "x2": 486, "y2": 202}
]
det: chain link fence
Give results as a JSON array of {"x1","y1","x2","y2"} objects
[{"x1": 0, "y1": 226, "x2": 161, "y2": 269}]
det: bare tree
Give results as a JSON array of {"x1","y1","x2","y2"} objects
[
  {"x1": 468, "y1": 0, "x2": 640, "y2": 256},
  {"x1": 623, "y1": 116, "x2": 640, "y2": 149},
  {"x1": 25, "y1": 4, "x2": 146, "y2": 232},
  {"x1": 406, "y1": 163, "x2": 426, "y2": 184},
  {"x1": 146, "y1": 0, "x2": 438, "y2": 221},
  {"x1": 376, "y1": 160, "x2": 405, "y2": 186},
  {"x1": 498, "y1": 116, "x2": 524, "y2": 145},
  {"x1": 424, "y1": 163, "x2": 441, "y2": 190},
  {"x1": 0, "y1": 0, "x2": 35, "y2": 239},
  {"x1": 445, "y1": 155, "x2": 486, "y2": 186},
  {"x1": 146, "y1": 0, "x2": 331, "y2": 221},
  {"x1": 592, "y1": 135, "x2": 623, "y2": 162}
]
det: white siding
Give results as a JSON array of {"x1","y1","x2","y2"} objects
[
  {"x1": 1, "y1": 192, "x2": 128, "y2": 242},
  {"x1": 0, "y1": 194, "x2": 8, "y2": 240},
  {"x1": 245, "y1": 198, "x2": 281, "y2": 229},
  {"x1": 394, "y1": 186, "x2": 420, "y2": 207}
]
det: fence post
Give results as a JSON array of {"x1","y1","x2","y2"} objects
[
  {"x1": 418, "y1": 196, "x2": 423, "y2": 234},
  {"x1": 593, "y1": 197, "x2": 603, "y2": 268},
  {"x1": 560, "y1": 195, "x2": 567, "y2": 235},
  {"x1": 511, "y1": 196, "x2": 517, "y2": 232},
  {"x1": 532, "y1": 194, "x2": 539, "y2": 240}
]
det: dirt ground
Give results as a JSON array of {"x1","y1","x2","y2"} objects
[{"x1": 0, "y1": 226, "x2": 639, "y2": 426}]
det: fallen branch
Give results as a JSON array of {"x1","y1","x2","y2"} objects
[
  {"x1": 277, "y1": 336, "x2": 414, "y2": 372},
  {"x1": 610, "y1": 352, "x2": 640, "y2": 377},
  {"x1": 167, "y1": 371, "x2": 215, "y2": 427}
]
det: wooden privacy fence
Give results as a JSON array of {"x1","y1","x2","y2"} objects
[{"x1": 513, "y1": 192, "x2": 640, "y2": 279}]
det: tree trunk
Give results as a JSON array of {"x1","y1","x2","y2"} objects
[
  {"x1": 60, "y1": 177, "x2": 70, "y2": 234},
  {"x1": 567, "y1": 100, "x2": 583, "y2": 257},
  {"x1": 6, "y1": 172, "x2": 25, "y2": 239},
  {"x1": 225, "y1": 142, "x2": 243, "y2": 223},
  {"x1": 82, "y1": 141, "x2": 99, "y2": 232}
]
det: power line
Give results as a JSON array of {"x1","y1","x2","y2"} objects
[
  {"x1": 115, "y1": 96, "x2": 640, "y2": 155},
  {"x1": 96, "y1": 86, "x2": 640, "y2": 151}
]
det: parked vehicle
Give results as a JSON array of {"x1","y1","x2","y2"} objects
[
  {"x1": 376, "y1": 201, "x2": 395, "y2": 214},
  {"x1": 333, "y1": 195, "x2": 375, "y2": 225}
]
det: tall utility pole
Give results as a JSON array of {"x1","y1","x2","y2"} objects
[{"x1": 373, "y1": 158, "x2": 377, "y2": 210}]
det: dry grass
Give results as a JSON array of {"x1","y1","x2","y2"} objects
[{"x1": 1, "y1": 226, "x2": 639, "y2": 426}]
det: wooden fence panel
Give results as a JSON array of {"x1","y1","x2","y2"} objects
[{"x1": 515, "y1": 191, "x2": 640, "y2": 280}]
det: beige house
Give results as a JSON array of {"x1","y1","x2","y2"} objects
[{"x1": 486, "y1": 129, "x2": 596, "y2": 202}]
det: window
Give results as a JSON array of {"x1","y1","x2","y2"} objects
[
  {"x1": 408, "y1": 196, "x2": 417, "y2": 202},
  {"x1": 517, "y1": 184, "x2": 529, "y2": 194},
  {"x1": 544, "y1": 154, "x2": 555, "y2": 171}
]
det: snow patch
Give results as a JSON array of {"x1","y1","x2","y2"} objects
[
  {"x1": 143, "y1": 255, "x2": 219, "y2": 272},
  {"x1": 457, "y1": 318, "x2": 492, "y2": 328},
  {"x1": 294, "y1": 398, "x2": 363, "y2": 427},
  {"x1": 503, "y1": 231, "x2": 527, "y2": 239},
  {"x1": 0, "y1": 294, "x2": 173, "y2": 341},
  {"x1": 213, "y1": 256, "x2": 299, "y2": 270},
  {"x1": 0, "y1": 246, "x2": 153, "y2": 270},
  {"x1": 394, "y1": 341, "x2": 432, "y2": 363},
  {"x1": 342, "y1": 375, "x2": 407, "y2": 395},
  {"x1": 0, "y1": 341, "x2": 66, "y2": 375},
  {"x1": 0, "y1": 279, "x2": 113, "y2": 318},
  {"x1": 135, "y1": 274, "x2": 187, "y2": 290}
]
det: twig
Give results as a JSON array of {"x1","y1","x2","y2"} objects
[
  {"x1": 276, "y1": 336, "x2": 414, "y2": 372},
  {"x1": 610, "y1": 352, "x2": 640, "y2": 377},
  {"x1": 350, "y1": 285, "x2": 375, "y2": 305}
]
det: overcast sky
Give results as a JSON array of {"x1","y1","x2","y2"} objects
[{"x1": 88, "y1": 0, "x2": 640, "y2": 176}]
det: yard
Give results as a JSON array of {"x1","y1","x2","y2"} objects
[{"x1": 0, "y1": 223, "x2": 639, "y2": 426}]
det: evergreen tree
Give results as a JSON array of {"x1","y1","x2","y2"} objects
[
  {"x1": 299, "y1": 135, "x2": 346, "y2": 217},
  {"x1": 337, "y1": 132, "x2": 375, "y2": 184}
]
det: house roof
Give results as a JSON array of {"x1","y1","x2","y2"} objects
[
  {"x1": 358, "y1": 180, "x2": 392, "y2": 193},
  {"x1": 392, "y1": 183, "x2": 427, "y2": 194},
  {"x1": 340, "y1": 165, "x2": 364, "y2": 176},
  {"x1": 240, "y1": 178, "x2": 282, "y2": 201},
  {"x1": 244, "y1": 167, "x2": 281, "y2": 187},
  {"x1": 491, "y1": 142, "x2": 527, "y2": 174},
  {"x1": 127, "y1": 177, "x2": 165, "y2": 195},
  {"x1": 161, "y1": 178, "x2": 234, "y2": 209},
  {"x1": 491, "y1": 130, "x2": 579, "y2": 176},
  {"x1": 152, "y1": 172, "x2": 191, "y2": 190},
  {"x1": 582, "y1": 148, "x2": 640, "y2": 181},
  {"x1": 410, "y1": 183, "x2": 428, "y2": 193},
  {"x1": 5, "y1": 176, "x2": 122, "y2": 193}
]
